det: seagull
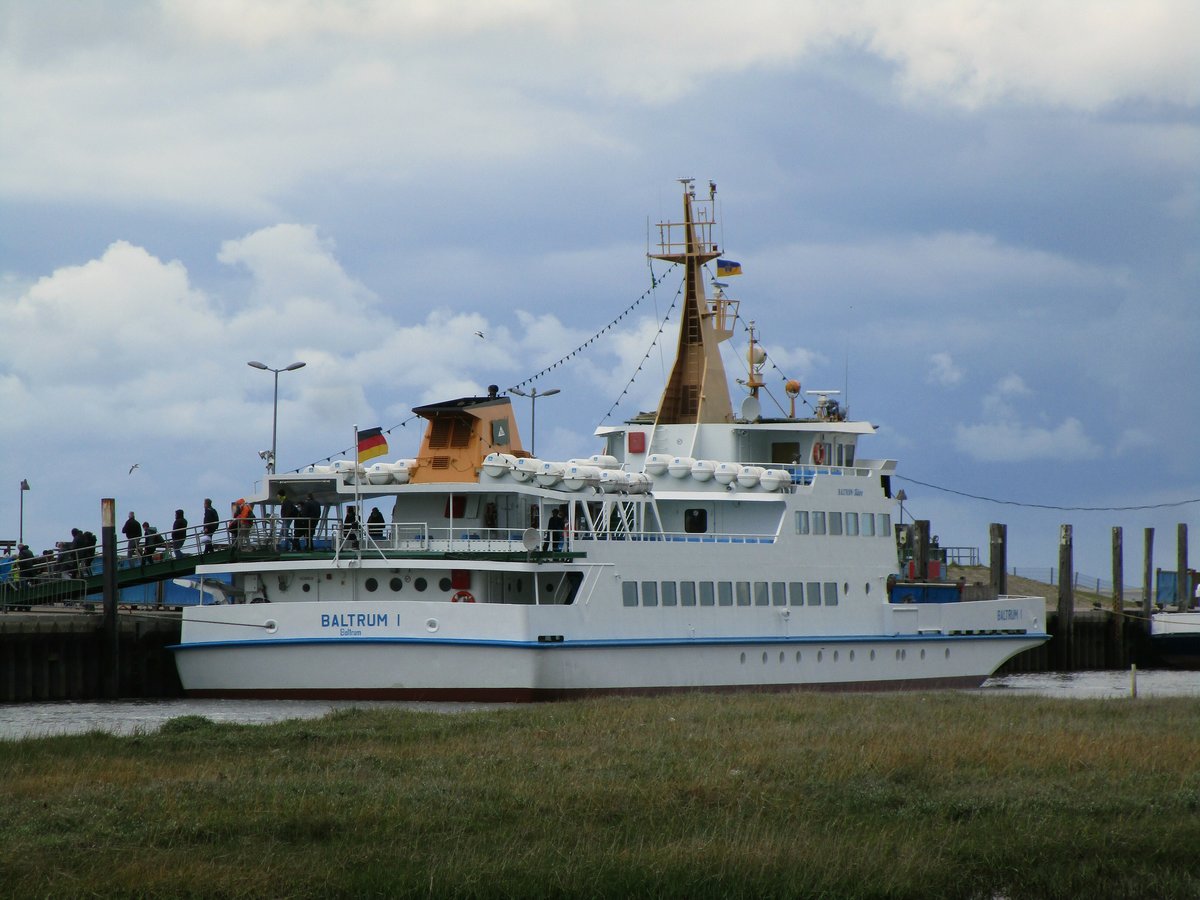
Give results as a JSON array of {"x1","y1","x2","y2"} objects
[
  {"x1": 128, "y1": 463, "x2": 140, "y2": 474},
  {"x1": 474, "y1": 331, "x2": 486, "y2": 339}
]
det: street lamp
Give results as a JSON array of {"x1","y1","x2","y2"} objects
[
  {"x1": 509, "y1": 387, "x2": 560, "y2": 457},
  {"x1": 247, "y1": 360, "x2": 306, "y2": 474},
  {"x1": 18, "y1": 479, "x2": 29, "y2": 546}
]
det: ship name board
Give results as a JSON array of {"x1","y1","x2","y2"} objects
[{"x1": 321, "y1": 612, "x2": 390, "y2": 637}]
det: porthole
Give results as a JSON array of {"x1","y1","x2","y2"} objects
[
  {"x1": 901, "y1": 649, "x2": 907, "y2": 660},
  {"x1": 944, "y1": 648, "x2": 950, "y2": 659},
  {"x1": 849, "y1": 650, "x2": 855, "y2": 661},
  {"x1": 438, "y1": 577, "x2": 452, "y2": 592},
  {"x1": 864, "y1": 582, "x2": 871, "y2": 595},
  {"x1": 740, "y1": 652, "x2": 746, "y2": 664},
  {"x1": 795, "y1": 651, "x2": 801, "y2": 663},
  {"x1": 365, "y1": 578, "x2": 378, "y2": 592},
  {"x1": 779, "y1": 651, "x2": 785, "y2": 664},
  {"x1": 301, "y1": 583, "x2": 311, "y2": 593},
  {"x1": 762, "y1": 652, "x2": 768, "y2": 664},
  {"x1": 414, "y1": 577, "x2": 428, "y2": 592},
  {"x1": 843, "y1": 582, "x2": 849, "y2": 595},
  {"x1": 895, "y1": 649, "x2": 902, "y2": 660},
  {"x1": 426, "y1": 618, "x2": 439, "y2": 632},
  {"x1": 818, "y1": 650, "x2": 823, "y2": 662},
  {"x1": 920, "y1": 648, "x2": 926, "y2": 660},
  {"x1": 833, "y1": 650, "x2": 839, "y2": 662},
  {"x1": 389, "y1": 578, "x2": 403, "y2": 592},
  {"x1": 869, "y1": 649, "x2": 876, "y2": 660}
]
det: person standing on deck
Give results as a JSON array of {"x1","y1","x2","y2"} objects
[
  {"x1": 122, "y1": 512, "x2": 142, "y2": 558},
  {"x1": 171, "y1": 509, "x2": 188, "y2": 559},
  {"x1": 301, "y1": 493, "x2": 321, "y2": 550},
  {"x1": 367, "y1": 507, "x2": 385, "y2": 543},
  {"x1": 202, "y1": 498, "x2": 219, "y2": 553},
  {"x1": 279, "y1": 492, "x2": 299, "y2": 551}
]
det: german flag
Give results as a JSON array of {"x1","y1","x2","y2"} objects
[{"x1": 357, "y1": 427, "x2": 388, "y2": 463}]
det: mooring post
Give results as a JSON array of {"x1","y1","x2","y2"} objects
[
  {"x1": 1057, "y1": 524, "x2": 1074, "y2": 671},
  {"x1": 1111, "y1": 526, "x2": 1124, "y2": 667},
  {"x1": 101, "y1": 498, "x2": 119, "y2": 698},
  {"x1": 989, "y1": 523, "x2": 1007, "y2": 597},
  {"x1": 1179, "y1": 524, "x2": 1190, "y2": 610},
  {"x1": 1142, "y1": 528, "x2": 1154, "y2": 626}
]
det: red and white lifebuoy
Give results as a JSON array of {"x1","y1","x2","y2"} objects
[
  {"x1": 451, "y1": 590, "x2": 476, "y2": 603},
  {"x1": 812, "y1": 442, "x2": 826, "y2": 465}
]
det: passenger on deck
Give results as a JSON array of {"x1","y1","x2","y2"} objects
[
  {"x1": 344, "y1": 506, "x2": 360, "y2": 550},
  {"x1": 202, "y1": 498, "x2": 219, "y2": 553},
  {"x1": 367, "y1": 507, "x2": 385, "y2": 542},
  {"x1": 545, "y1": 508, "x2": 565, "y2": 552},
  {"x1": 122, "y1": 512, "x2": 142, "y2": 558},
  {"x1": 279, "y1": 493, "x2": 299, "y2": 551},
  {"x1": 171, "y1": 509, "x2": 188, "y2": 559}
]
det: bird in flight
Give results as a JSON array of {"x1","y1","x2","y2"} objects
[
  {"x1": 128, "y1": 463, "x2": 140, "y2": 474},
  {"x1": 474, "y1": 331, "x2": 485, "y2": 339}
]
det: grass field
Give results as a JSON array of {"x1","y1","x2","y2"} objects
[{"x1": 4, "y1": 691, "x2": 1200, "y2": 898}]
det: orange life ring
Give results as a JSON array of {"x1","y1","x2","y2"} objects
[
  {"x1": 812, "y1": 442, "x2": 826, "y2": 465},
  {"x1": 451, "y1": 590, "x2": 476, "y2": 603}
]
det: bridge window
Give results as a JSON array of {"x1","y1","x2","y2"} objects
[
  {"x1": 755, "y1": 582, "x2": 770, "y2": 606},
  {"x1": 718, "y1": 582, "x2": 733, "y2": 606},
  {"x1": 878, "y1": 513, "x2": 892, "y2": 537},
  {"x1": 661, "y1": 582, "x2": 678, "y2": 606},
  {"x1": 680, "y1": 581, "x2": 697, "y2": 606},
  {"x1": 699, "y1": 582, "x2": 715, "y2": 606},
  {"x1": 795, "y1": 511, "x2": 809, "y2": 534},
  {"x1": 824, "y1": 582, "x2": 839, "y2": 606},
  {"x1": 807, "y1": 581, "x2": 821, "y2": 606},
  {"x1": 641, "y1": 581, "x2": 658, "y2": 607},
  {"x1": 846, "y1": 513, "x2": 859, "y2": 536},
  {"x1": 622, "y1": 582, "x2": 638, "y2": 607},
  {"x1": 829, "y1": 512, "x2": 843, "y2": 536},
  {"x1": 789, "y1": 582, "x2": 804, "y2": 606},
  {"x1": 772, "y1": 582, "x2": 787, "y2": 606},
  {"x1": 736, "y1": 582, "x2": 751, "y2": 606},
  {"x1": 812, "y1": 512, "x2": 826, "y2": 535},
  {"x1": 861, "y1": 514, "x2": 875, "y2": 537}
]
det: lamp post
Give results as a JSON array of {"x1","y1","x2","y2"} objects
[
  {"x1": 509, "y1": 387, "x2": 560, "y2": 457},
  {"x1": 247, "y1": 360, "x2": 306, "y2": 474},
  {"x1": 19, "y1": 478, "x2": 29, "y2": 545}
]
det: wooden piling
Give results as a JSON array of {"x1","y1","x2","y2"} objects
[
  {"x1": 913, "y1": 520, "x2": 930, "y2": 579},
  {"x1": 1057, "y1": 524, "x2": 1074, "y2": 670},
  {"x1": 1111, "y1": 526, "x2": 1124, "y2": 667},
  {"x1": 1178, "y1": 523, "x2": 1190, "y2": 610},
  {"x1": 101, "y1": 498, "x2": 119, "y2": 699},
  {"x1": 1142, "y1": 527, "x2": 1154, "y2": 623},
  {"x1": 989, "y1": 523, "x2": 1007, "y2": 596}
]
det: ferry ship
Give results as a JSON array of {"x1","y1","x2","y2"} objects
[{"x1": 172, "y1": 181, "x2": 1048, "y2": 699}]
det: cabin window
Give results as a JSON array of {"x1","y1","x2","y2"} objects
[
  {"x1": 661, "y1": 582, "x2": 678, "y2": 606},
  {"x1": 699, "y1": 582, "x2": 715, "y2": 606},
  {"x1": 641, "y1": 581, "x2": 658, "y2": 607},
  {"x1": 795, "y1": 511, "x2": 810, "y2": 535},
  {"x1": 443, "y1": 496, "x2": 467, "y2": 518},
  {"x1": 736, "y1": 582, "x2": 751, "y2": 606},
  {"x1": 684, "y1": 508, "x2": 708, "y2": 534},
  {"x1": 754, "y1": 582, "x2": 770, "y2": 606},
  {"x1": 718, "y1": 582, "x2": 733, "y2": 606},
  {"x1": 807, "y1": 581, "x2": 821, "y2": 606},
  {"x1": 772, "y1": 582, "x2": 787, "y2": 606},
  {"x1": 861, "y1": 514, "x2": 875, "y2": 537},
  {"x1": 365, "y1": 578, "x2": 378, "y2": 592},
  {"x1": 824, "y1": 582, "x2": 839, "y2": 606},
  {"x1": 878, "y1": 513, "x2": 892, "y2": 537},
  {"x1": 829, "y1": 512, "x2": 843, "y2": 536},
  {"x1": 812, "y1": 512, "x2": 827, "y2": 535},
  {"x1": 846, "y1": 513, "x2": 859, "y2": 536},
  {"x1": 680, "y1": 582, "x2": 696, "y2": 606},
  {"x1": 843, "y1": 444, "x2": 855, "y2": 467},
  {"x1": 622, "y1": 582, "x2": 638, "y2": 607},
  {"x1": 789, "y1": 582, "x2": 804, "y2": 606},
  {"x1": 414, "y1": 577, "x2": 428, "y2": 592}
]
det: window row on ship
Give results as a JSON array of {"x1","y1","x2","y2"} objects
[{"x1": 621, "y1": 579, "x2": 855, "y2": 608}]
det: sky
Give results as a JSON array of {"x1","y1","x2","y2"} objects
[{"x1": 2, "y1": 0, "x2": 1198, "y2": 583}]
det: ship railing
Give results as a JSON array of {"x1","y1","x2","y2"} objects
[{"x1": 371, "y1": 524, "x2": 535, "y2": 554}]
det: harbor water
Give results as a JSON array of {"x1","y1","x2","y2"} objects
[{"x1": 1, "y1": 670, "x2": 1197, "y2": 741}]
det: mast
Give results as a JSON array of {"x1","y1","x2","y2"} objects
[{"x1": 650, "y1": 179, "x2": 735, "y2": 425}]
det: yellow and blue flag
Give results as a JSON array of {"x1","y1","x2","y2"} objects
[{"x1": 716, "y1": 258, "x2": 742, "y2": 277}]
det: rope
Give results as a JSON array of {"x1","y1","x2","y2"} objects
[{"x1": 895, "y1": 475, "x2": 1200, "y2": 513}]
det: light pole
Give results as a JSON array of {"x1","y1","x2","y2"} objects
[
  {"x1": 247, "y1": 360, "x2": 306, "y2": 474},
  {"x1": 18, "y1": 478, "x2": 29, "y2": 545},
  {"x1": 509, "y1": 387, "x2": 560, "y2": 457}
]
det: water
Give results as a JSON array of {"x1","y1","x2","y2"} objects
[{"x1": 2, "y1": 671, "x2": 1197, "y2": 740}]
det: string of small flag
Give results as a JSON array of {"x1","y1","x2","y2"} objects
[
  {"x1": 288, "y1": 415, "x2": 423, "y2": 474},
  {"x1": 506, "y1": 263, "x2": 678, "y2": 393},
  {"x1": 597, "y1": 276, "x2": 685, "y2": 426}
]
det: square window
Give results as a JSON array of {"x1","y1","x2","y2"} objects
[
  {"x1": 661, "y1": 582, "x2": 678, "y2": 606},
  {"x1": 622, "y1": 582, "x2": 638, "y2": 607},
  {"x1": 795, "y1": 510, "x2": 810, "y2": 535},
  {"x1": 681, "y1": 581, "x2": 697, "y2": 606},
  {"x1": 807, "y1": 581, "x2": 821, "y2": 606},
  {"x1": 789, "y1": 582, "x2": 804, "y2": 606},
  {"x1": 824, "y1": 582, "x2": 839, "y2": 606},
  {"x1": 862, "y1": 514, "x2": 875, "y2": 537},
  {"x1": 813, "y1": 512, "x2": 826, "y2": 535},
  {"x1": 829, "y1": 512, "x2": 843, "y2": 536},
  {"x1": 846, "y1": 513, "x2": 859, "y2": 536},
  {"x1": 878, "y1": 513, "x2": 892, "y2": 537},
  {"x1": 736, "y1": 582, "x2": 751, "y2": 606},
  {"x1": 684, "y1": 509, "x2": 708, "y2": 534},
  {"x1": 755, "y1": 582, "x2": 770, "y2": 606},
  {"x1": 700, "y1": 582, "x2": 715, "y2": 606},
  {"x1": 718, "y1": 582, "x2": 733, "y2": 606},
  {"x1": 772, "y1": 582, "x2": 787, "y2": 606},
  {"x1": 641, "y1": 581, "x2": 658, "y2": 607}
]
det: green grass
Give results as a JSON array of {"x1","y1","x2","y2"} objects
[{"x1": 3, "y1": 693, "x2": 1200, "y2": 898}]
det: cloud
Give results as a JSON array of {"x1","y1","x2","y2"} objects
[
  {"x1": 927, "y1": 352, "x2": 963, "y2": 386},
  {"x1": 954, "y1": 374, "x2": 1101, "y2": 462}
]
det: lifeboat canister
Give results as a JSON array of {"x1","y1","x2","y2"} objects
[
  {"x1": 511, "y1": 457, "x2": 541, "y2": 482},
  {"x1": 589, "y1": 454, "x2": 620, "y2": 470},
  {"x1": 737, "y1": 465, "x2": 764, "y2": 488},
  {"x1": 668, "y1": 456, "x2": 696, "y2": 478},
  {"x1": 760, "y1": 468, "x2": 788, "y2": 491},
  {"x1": 626, "y1": 473, "x2": 652, "y2": 493},
  {"x1": 598, "y1": 469, "x2": 627, "y2": 492},
  {"x1": 332, "y1": 459, "x2": 362, "y2": 482},
  {"x1": 535, "y1": 460, "x2": 565, "y2": 487},
  {"x1": 482, "y1": 452, "x2": 516, "y2": 478},
  {"x1": 389, "y1": 461, "x2": 411, "y2": 485},
  {"x1": 691, "y1": 459, "x2": 716, "y2": 483},
  {"x1": 304, "y1": 464, "x2": 333, "y2": 475},
  {"x1": 563, "y1": 464, "x2": 602, "y2": 491},
  {"x1": 713, "y1": 462, "x2": 740, "y2": 486},
  {"x1": 366, "y1": 462, "x2": 393, "y2": 485},
  {"x1": 644, "y1": 453, "x2": 671, "y2": 476}
]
